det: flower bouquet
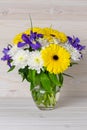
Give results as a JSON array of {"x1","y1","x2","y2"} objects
[{"x1": 1, "y1": 24, "x2": 85, "y2": 110}]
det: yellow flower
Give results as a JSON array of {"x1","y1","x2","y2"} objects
[
  {"x1": 58, "y1": 32, "x2": 67, "y2": 43},
  {"x1": 42, "y1": 27, "x2": 67, "y2": 43},
  {"x1": 13, "y1": 27, "x2": 43, "y2": 45},
  {"x1": 13, "y1": 27, "x2": 67, "y2": 45},
  {"x1": 42, "y1": 28, "x2": 55, "y2": 42},
  {"x1": 13, "y1": 33, "x2": 23, "y2": 45},
  {"x1": 41, "y1": 44, "x2": 70, "y2": 74},
  {"x1": 25, "y1": 27, "x2": 43, "y2": 35}
]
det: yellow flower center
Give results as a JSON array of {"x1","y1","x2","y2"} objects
[
  {"x1": 35, "y1": 58, "x2": 40, "y2": 63},
  {"x1": 18, "y1": 56, "x2": 24, "y2": 61}
]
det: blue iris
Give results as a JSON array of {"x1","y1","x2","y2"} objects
[
  {"x1": 1, "y1": 45, "x2": 12, "y2": 67},
  {"x1": 67, "y1": 36, "x2": 86, "y2": 51},
  {"x1": 17, "y1": 31, "x2": 43, "y2": 50}
]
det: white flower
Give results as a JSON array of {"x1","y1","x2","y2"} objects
[
  {"x1": 8, "y1": 45, "x2": 19, "y2": 57},
  {"x1": 38, "y1": 38, "x2": 49, "y2": 47},
  {"x1": 38, "y1": 37, "x2": 60, "y2": 48},
  {"x1": 52, "y1": 37, "x2": 60, "y2": 44},
  {"x1": 62, "y1": 43, "x2": 81, "y2": 61},
  {"x1": 12, "y1": 50, "x2": 29, "y2": 68},
  {"x1": 27, "y1": 51, "x2": 43, "y2": 73}
]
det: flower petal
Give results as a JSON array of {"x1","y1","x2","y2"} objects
[
  {"x1": 37, "y1": 34, "x2": 43, "y2": 38},
  {"x1": 67, "y1": 36, "x2": 86, "y2": 51},
  {"x1": 30, "y1": 41, "x2": 41, "y2": 50},
  {"x1": 1, "y1": 55, "x2": 11, "y2": 61},
  {"x1": 17, "y1": 42, "x2": 27, "y2": 47},
  {"x1": 22, "y1": 34, "x2": 30, "y2": 43}
]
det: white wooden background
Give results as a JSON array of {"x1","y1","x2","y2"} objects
[{"x1": 0, "y1": 0, "x2": 87, "y2": 130}]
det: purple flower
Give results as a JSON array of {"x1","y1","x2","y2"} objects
[
  {"x1": 1, "y1": 45, "x2": 12, "y2": 67},
  {"x1": 18, "y1": 31, "x2": 43, "y2": 50},
  {"x1": 67, "y1": 36, "x2": 86, "y2": 51}
]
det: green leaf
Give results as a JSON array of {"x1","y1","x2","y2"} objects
[
  {"x1": 40, "y1": 72, "x2": 52, "y2": 92},
  {"x1": 27, "y1": 69, "x2": 32, "y2": 82},
  {"x1": 29, "y1": 14, "x2": 33, "y2": 31},
  {"x1": 18, "y1": 69, "x2": 24, "y2": 81},
  {"x1": 30, "y1": 82, "x2": 34, "y2": 90},
  {"x1": 58, "y1": 73, "x2": 63, "y2": 87},
  {"x1": 48, "y1": 73, "x2": 61, "y2": 86},
  {"x1": 27, "y1": 69, "x2": 36, "y2": 81},
  {"x1": 31, "y1": 69, "x2": 36, "y2": 86},
  {"x1": 70, "y1": 62, "x2": 78, "y2": 67},
  {"x1": 18, "y1": 66, "x2": 28, "y2": 81},
  {"x1": 35, "y1": 74, "x2": 40, "y2": 86},
  {"x1": 27, "y1": 69, "x2": 37, "y2": 90},
  {"x1": 8, "y1": 66, "x2": 15, "y2": 72},
  {"x1": 63, "y1": 73, "x2": 73, "y2": 78}
]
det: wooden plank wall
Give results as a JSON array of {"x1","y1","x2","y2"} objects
[{"x1": 0, "y1": 0, "x2": 87, "y2": 98}]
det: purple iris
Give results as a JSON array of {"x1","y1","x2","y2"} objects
[
  {"x1": 1, "y1": 45, "x2": 12, "y2": 67},
  {"x1": 18, "y1": 31, "x2": 43, "y2": 50},
  {"x1": 67, "y1": 36, "x2": 86, "y2": 51}
]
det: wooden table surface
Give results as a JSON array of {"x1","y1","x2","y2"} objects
[{"x1": 0, "y1": 0, "x2": 87, "y2": 129}]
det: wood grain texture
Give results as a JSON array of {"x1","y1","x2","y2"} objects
[
  {"x1": 0, "y1": 98, "x2": 87, "y2": 130},
  {"x1": 0, "y1": 0, "x2": 87, "y2": 129}
]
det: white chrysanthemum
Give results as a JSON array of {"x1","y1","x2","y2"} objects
[
  {"x1": 8, "y1": 45, "x2": 19, "y2": 57},
  {"x1": 38, "y1": 38, "x2": 60, "y2": 48},
  {"x1": 52, "y1": 37, "x2": 60, "y2": 44},
  {"x1": 38, "y1": 38, "x2": 49, "y2": 47},
  {"x1": 62, "y1": 43, "x2": 81, "y2": 61},
  {"x1": 12, "y1": 50, "x2": 29, "y2": 68},
  {"x1": 27, "y1": 51, "x2": 43, "y2": 73}
]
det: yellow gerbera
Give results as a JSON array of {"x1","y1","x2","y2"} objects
[
  {"x1": 42, "y1": 27, "x2": 67, "y2": 43},
  {"x1": 13, "y1": 27, "x2": 43, "y2": 45},
  {"x1": 25, "y1": 27, "x2": 43, "y2": 35},
  {"x1": 42, "y1": 28, "x2": 55, "y2": 43},
  {"x1": 13, "y1": 33, "x2": 23, "y2": 45},
  {"x1": 41, "y1": 44, "x2": 70, "y2": 74},
  {"x1": 58, "y1": 32, "x2": 67, "y2": 43}
]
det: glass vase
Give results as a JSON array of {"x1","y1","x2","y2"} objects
[{"x1": 31, "y1": 86, "x2": 60, "y2": 110}]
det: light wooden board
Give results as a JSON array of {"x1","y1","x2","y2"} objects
[{"x1": 0, "y1": 98, "x2": 87, "y2": 130}]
